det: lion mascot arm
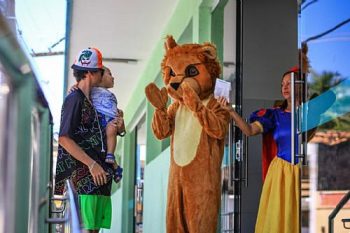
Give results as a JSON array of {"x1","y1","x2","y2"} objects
[
  {"x1": 145, "y1": 83, "x2": 177, "y2": 139},
  {"x1": 182, "y1": 82, "x2": 230, "y2": 139}
]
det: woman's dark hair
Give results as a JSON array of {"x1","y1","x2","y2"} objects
[
  {"x1": 279, "y1": 70, "x2": 306, "y2": 111},
  {"x1": 282, "y1": 70, "x2": 302, "y2": 80},
  {"x1": 280, "y1": 99, "x2": 288, "y2": 111},
  {"x1": 73, "y1": 69, "x2": 88, "y2": 82}
]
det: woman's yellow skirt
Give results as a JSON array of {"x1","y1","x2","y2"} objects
[{"x1": 255, "y1": 157, "x2": 300, "y2": 233}]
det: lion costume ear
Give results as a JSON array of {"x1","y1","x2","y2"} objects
[
  {"x1": 201, "y1": 44, "x2": 217, "y2": 59},
  {"x1": 165, "y1": 35, "x2": 177, "y2": 51}
]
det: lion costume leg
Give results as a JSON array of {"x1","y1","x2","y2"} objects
[
  {"x1": 182, "y1": 175, "x2": 221, "y2": 233},
  {"x1": 166, "y1": 149, "x2": 222, "y2": 233},
  {"x1": 166, "y1": 164, "x2": 190, "y2": 233}
]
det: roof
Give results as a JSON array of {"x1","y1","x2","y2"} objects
[{"x1": 66, "y1": 0, "x2": 180, "y2": 110}]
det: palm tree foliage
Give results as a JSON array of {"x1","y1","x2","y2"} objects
[{"x1": 308, "y1": 70, "x2": 350, "y2": 131}]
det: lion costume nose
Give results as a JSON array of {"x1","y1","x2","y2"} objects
[{"x1": 170, "y1": 83, "x2": 180, "y2": 90}]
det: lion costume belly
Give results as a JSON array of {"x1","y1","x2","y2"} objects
[
  {"x1": 165, "y1": 98, "x2": 227, "y2": 233},
  {"x1": 173, "y1": 98, "x2": 210, "y2": 166}
]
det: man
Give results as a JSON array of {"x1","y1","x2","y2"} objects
[{"x1": 54, "y1": 48, "x2": 116, "y2": 232}]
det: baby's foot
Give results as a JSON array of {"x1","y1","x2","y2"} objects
[
  {"x1": 114, "y1": 166, "x2": 123, "y2": 184},
  {"x1": 105, "y1": 153, "x2": 116, "y2": 164}
]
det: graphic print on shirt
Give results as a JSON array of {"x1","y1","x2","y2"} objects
[{"x1": 54, "y1": 90, "x2": 113, "y2": 196}]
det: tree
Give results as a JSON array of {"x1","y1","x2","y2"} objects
[{"x1": 308, "y1": 71, "x2": 350, "y2": 131}]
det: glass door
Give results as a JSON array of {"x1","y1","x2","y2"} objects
[
  {"x1": 134, "y1": 115, "x2": 146, "y2": 233},
  {"x1": 220, "y1": 0, "x2": 242, "y2": 232},
  {"x1": 298, "y1": 1, "x2": 350, "y2": 232}
]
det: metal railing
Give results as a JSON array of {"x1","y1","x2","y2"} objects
[
  {"x1": 328, "y1": 190, "x2": 350, "y2": 233},
  {"x1": 46, "y1": 180, "x2": 82, "y2": 233}
]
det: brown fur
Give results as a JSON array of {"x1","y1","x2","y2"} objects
[
  {"x1": 145, "y1": 35, "x2": 230, "y2": 233},
  {"x1": 161, "y1": 35, "x2": 221, "y2": 101}
]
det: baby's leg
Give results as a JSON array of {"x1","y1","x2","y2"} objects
[
  {"x1": 105, "y1": 121, "x2": 118, "y2": 164},
  {"x1": 106, "y1": 117, "x2": 123, "y2": 184},
  {"x1": 106, "y1": 123, "x2": 117, "y2": 154}
]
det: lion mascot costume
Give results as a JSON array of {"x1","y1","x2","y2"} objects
[{"x1": 145, "y1": 35, "x2": 230, "y2": 233}]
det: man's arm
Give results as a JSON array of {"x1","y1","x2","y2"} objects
[{"x1": 59, "y1": 136, "x2": 108, "y2": 186}]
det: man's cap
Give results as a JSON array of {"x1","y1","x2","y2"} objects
[{"x1": 71, "y1": 48, "x2": 103, "y2": 71}]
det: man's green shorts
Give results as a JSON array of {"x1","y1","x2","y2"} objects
[{"x1": 79, "y1": 195, "x2": 112, "y2": 230}]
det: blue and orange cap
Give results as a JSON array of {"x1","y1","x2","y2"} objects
[{"x1": 71, "y1": 47, "x2": 103, "y2": 71}]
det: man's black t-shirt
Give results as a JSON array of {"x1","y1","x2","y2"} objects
[{"x1": 54, "y1": 89, "x2": 113, "y2": 195}]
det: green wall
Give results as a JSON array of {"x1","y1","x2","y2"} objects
[
  {"x1": 121, "y1": 129, "x2": 137, "y2": 233},
  {"x1": 142, "y1": 147, "x2": 170, "y2": 233}
]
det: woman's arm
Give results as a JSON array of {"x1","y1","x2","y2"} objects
[
  {"x1": 229, "y1": 108, "x2": 262, "y2": 136},
  {"x1": 217, "y1": 96, "x2": 262, "y2": 136}
]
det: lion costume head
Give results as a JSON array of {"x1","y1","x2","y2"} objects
[{"x1": 161, "y1": 35, "x2": 221, "y2": 101}]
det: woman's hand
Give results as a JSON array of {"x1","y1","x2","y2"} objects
[
  {"x1": 88, "y1": 161, "x2": 109, "y2": 186},
  {"x1": 217, "y1": 96, "x2": 233, "y2": 112}
]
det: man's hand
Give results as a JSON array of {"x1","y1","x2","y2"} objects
[
  {"x1": 117, "y1": 108, "x2": 124, "y2": 118},
  {"x1": 116, "y1": 109, "x2": 126, "y2": 136},
  {"x1": 59, "y1": 136, "x2": 110, "y2": 186},
  {"x1": 88, "y1": 161, "x2": 109, "y2": 186},
  {"x1": 107, "y1": 109, "x2": 126, "y2": 136},
  {"x1": 67, "y1": 83, "x2": 79, "y2": 94}
]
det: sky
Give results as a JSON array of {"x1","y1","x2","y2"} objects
[
  {"x1": 299, "y1": 0, "x2": 350, "y2": 130},
  {"x1": 15, "y1": 0, "x2": 66, "y2": 136},
  {"x1": 300, "y1": 0, "x2": 350, "y2": 79}
]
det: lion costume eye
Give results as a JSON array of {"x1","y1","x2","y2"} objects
[
  {"x1": 185, "y1": 65, "x2": 199, "y2": 77},
  {"x1": 169, "y1": 68, "x2": 176, "y2": 77}
]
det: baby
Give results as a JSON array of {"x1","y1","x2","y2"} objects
[{"x1": 90, "y1": 66, "x2": 123, "y2": 183}]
